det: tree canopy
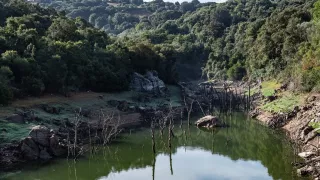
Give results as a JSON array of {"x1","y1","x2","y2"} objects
[{"x1": 1, "y1": 0, "x2": 320, "y2": 105}]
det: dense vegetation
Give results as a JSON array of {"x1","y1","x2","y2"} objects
[
  {"x1": 0, "y1": 0, "x2": 179, "y2": 105},
  {"x1": 40, "y1": 0, "x2": 210, "y2": 35},
  {"x1": 1, "y1": 0, "x2": 320, "y2": 105}
]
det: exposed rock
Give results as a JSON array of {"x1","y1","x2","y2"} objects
[
  {"x1": 304, "y1": 130, "x2": 318, "y2": 143},
  {"x1": 298, "y1": 152, "x2": 316, "y2": 159},
  {"x1": 39, "y1": 149, "x2": 52, "y2": 160},
  {"x1": 195, "y1": 115, "x2": 226, "y2": 128},
  {"x1": 130, "y1": 71, "x2": 165, "y2": 93},
  {"x1": 6, "y1": 114, "x2": 25, "y2": 124},
  {"x1": 49, "y1": 134, "x2": 67, "y2": 157},
  {"x1": 250, "y1": 109, "x2": 260, "y2": 118},
  {"x1": 138, "y1": 106, "x2": 146, "y2": 112},
  {"x1": 287, "y1": 82, "x2": 296, "y2": 91},
  {"x1": 20, "y1": 137, "x2": 39, "y2": 160},
  {"x1": 41, "y1": 104, "x2": 62, "y2": 114},
  {"x1": 118, "y1": 101, "x2": 130, "y2": 112},
  {"x1": 280, "y1": 83, "x2": 288, "y2": 90},
  {"x1": 257, "y1": 112, "x2": 288, "y2": 128},
  {"x1": 307, "y1": 96, "x2": 317, "y2": 103},
  {"x1": 129, "y1": 106, "x2": 136, "y2": 111},
  {"x1": 302, "y1": 104, "x2": 313, "y2": 111},
  {"x1": 297, "y1": 165, "x2": 314, "y2": 176},
  {"x1": 29, "y1": 125, "x2": 51, "y2": 147}
]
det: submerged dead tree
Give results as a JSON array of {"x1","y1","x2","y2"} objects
[
  {"x1": 67, "y1": 108, "x2": 124, "y2": 158},
  {"x1": 197, "y1": 81, "x2": 253, "y2": 113}
]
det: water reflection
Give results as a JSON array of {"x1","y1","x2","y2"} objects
[
  {"x1": 1, "y1": 113, "x2": 306, "y2": 180},
  {"x1": 99, "y1": 147, "x2": 272, "y2": 180}
]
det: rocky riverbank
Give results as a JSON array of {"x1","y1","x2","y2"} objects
[
  {"x1": 250, "y1": 83, "x2": 320, "y2": 179},
  {"x1": 180, "y1": 79, "x2": 320, "y2": 179}
]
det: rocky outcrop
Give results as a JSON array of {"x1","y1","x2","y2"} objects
[
  {"x1": 39, "y1": 149, "x2": 52, "y2": 160},
  {"x1": 20, "y1": 137, "x2": 39, "y2": 160},
  {"x1": 195, "y1": 115, "x2": 226, "y2": 128},
  {"x1": 29, "y1": 125, "x2": 51, "y2": 147},
  {"x1": 130, "y1": 71, "x2": 165, "y2": 93},
  {"x1": 49, "y1": 134, "x2": 67, "y2": 156},
  {"x1": 297, "y1": 165, "x2": 315, "y2": 176},
  {"x1": 253, "y1": 96, "x2": 320, "y2": 178},
  {"x1": 20, "y1": 125, "x2": 67, "y2": 161}
]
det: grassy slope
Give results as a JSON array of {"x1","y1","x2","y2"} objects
[
  {"x1": 262, "y1": 92, "x2": 304, "y2": 113},
  {"x1": 249, "y1": 80, "x2": 305, "y2": 113}
]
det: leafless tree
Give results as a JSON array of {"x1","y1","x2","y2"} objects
[{"x1": 98, "y1": 110, "x2": 123, "y2": 145}]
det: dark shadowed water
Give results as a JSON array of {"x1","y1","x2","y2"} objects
[{"x1": 0, "y1": 113, "x2": 308, "y2": 180}]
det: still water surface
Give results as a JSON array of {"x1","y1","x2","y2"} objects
[{"x1": 1, "y1": 113, "x2": 306, "y2": 180}]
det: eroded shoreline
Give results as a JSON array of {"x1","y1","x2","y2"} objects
[{"x1": 0, "y1": 81, "x2": 317, "y2": 179}]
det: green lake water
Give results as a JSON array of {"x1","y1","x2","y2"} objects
[{"x1": 0, "y1": 113, "x2": 307, "y2": 180}]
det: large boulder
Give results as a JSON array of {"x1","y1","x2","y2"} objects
[
  {"x1": 195, "y1": 115, "x2": 226, "y2": 128},
  {"x1": 49, "y1": 134, "x2": 67, "y2": 157},
  {"x1": 298, "y1": 151, "x2": 315, "y2": 159},
  {"x1": 297, "y1": 165, "x2": 314, "y2": 176},
  {"x1": 20, "y1": 137, "x2": 39, "y2": 160},
  {"x1": 29, "y1": 125, "x2": 51, "y2": 147},
  {"x1": 39, "y1": 149, "x2": 52, "y2": 160},
  {"x1": 130, "y1": 71, "x2": 165, "y2": 93}
]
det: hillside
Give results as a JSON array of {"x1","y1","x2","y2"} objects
[
  {"x1": 1, "y1": 0, "x2": 320, "y2": 105},
  {"x1": 39, "y1": 0, "x2": 212, "y2": 34},
  {"x1": 43, "y1": 0, "x2": 320, "y2": 88}
]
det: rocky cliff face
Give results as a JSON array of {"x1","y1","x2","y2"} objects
[{"x1": 130, "y1": 71, "x2": 165, "y2": 93}]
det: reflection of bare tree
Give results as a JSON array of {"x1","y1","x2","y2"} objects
[
  {"x1": 151, "y1": 121, "x2": 156, "y2": 180},
  {"x1": 66, "y1": 158, "x2": 78, "y2": 180},
  {"x1": 184, "y1": 96, "x2": 194, "y2": 127},
  {"x1": 168, "y1": 109, "x2": 174, "y2": 175},
  {"x1": 168, "y1": 126, "x2": 174, "y2": 176},
  {"x1": 151, "y1": 121, "x2": 156, "y2": 154},
  {"x1": 73, "y1": 159, "x2": 78, "y2": 180},
  {"x1": 152, "y1": 151, "x2": 156, "y2": 180},
  {"x1": 169, "y1": 145, "x2": 173, "y2": 175}
]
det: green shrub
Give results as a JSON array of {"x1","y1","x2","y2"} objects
[
  {"x1": 227, "y1": 63, "x2": 246, "y2": 81},
  {"x1": 302, "y1": 67, "x2": 320, "y2": 92},
  {"x1": 0, "y1": 81, "x2": 13, "y2": 105},
  {"x1": 22, "y1": 76, "x2": 45, "y2": 96}
]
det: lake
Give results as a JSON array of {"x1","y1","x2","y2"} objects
[{"x1": 0, "y1": 113, "x2": 307, "y2": 180}]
